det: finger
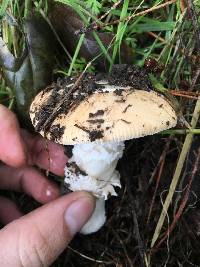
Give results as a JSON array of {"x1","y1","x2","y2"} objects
[
  {"x1": 0, "y1": 191, "x2": 95, "y2": 267},
  {"x1": 22, "y1": 130, "x2": 68, "y2": 176},
  {"x1": 0, "y1": 165, "x2": 60, "y2": 204},
  {"x1": 0, "y1": 196, "x2": 23, "y2": 224},
  {"x1": 0, "y1": 105, "x2": 27, "y2": 167}
]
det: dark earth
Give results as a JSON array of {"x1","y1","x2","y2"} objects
[{"x1": 74, "y1": 123, "x2": 104, "y2": 142}]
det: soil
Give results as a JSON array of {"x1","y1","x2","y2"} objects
[
  {"x1": 65, "y1": 161, "x2": 87, "y2": 177},
  {"x1": 122, "y1": 104, "x2": 132, "y2": 113},
  {"x1": 49, "y1": 124, "x2": 65, "y2": 141},
  {"x1": 59, "y1": 136, "x2": 200, "y2": 267},
  {"x1": 86, "y1": 119, "x2": 105, "y2": 124},
  {"x1": 108, "y1": 64, "x2": 153, "y2": 91},
  {"x1": 64, "y1": 145, "x2": 74, "y2": 158},
  {"x1": 89, "y1": 109, "x2": 105, "y2": 118},
  {"x1": 74, "y1": 123, "x2": 104, "y2": 142}
]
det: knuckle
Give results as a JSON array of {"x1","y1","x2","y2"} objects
[
  {"x1": 17, "y1": 167, "x2": 31, "y2": 192},
  {"x1": 18, "y1": 223, "x2": 50, "y2": 267},
  {"x1": 7, "y1": 111, "x2": 18, "y2": 127}
]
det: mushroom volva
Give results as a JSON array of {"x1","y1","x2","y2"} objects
[{"x1": 30, "y1": 65, "x2": 177, "y2": 234}]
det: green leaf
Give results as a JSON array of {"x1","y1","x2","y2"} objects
[
  {"x1": 86, "y1": 0, "x2": 102, "y2": 15},
  {"x1": 0, "y1": 0, "x2": 10, "y2": 18},
  {"x1": 110, "y1": 0, "x2": 129, "y2": 70},
  {"x1": 68, "y1": 33, "x2": 85, "y2": 75},
  {"x1": 0, "y1": 14, "x2": 55, "y2": 126},
  {"x1": 149, "y1": 74, "x2": 167, "y2": 92},
  {"x1": 130, "y1": 21, "x2": 175, "y2": 33}
]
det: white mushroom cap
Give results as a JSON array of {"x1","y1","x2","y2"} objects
[{"x1": 30, "y1": 86, "x2": 177, "y2": 145}]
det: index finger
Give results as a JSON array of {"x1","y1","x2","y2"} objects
[
  {"x1": 22, "y1": 130, "x2": 68, "y2": 176},
  {"x1": 0, "y1": 105, "x2": 27, "y2": 167}
]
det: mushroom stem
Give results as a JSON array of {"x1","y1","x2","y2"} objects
[
  {"x1": 64, "y1": 142, "x2": 125, "y2": 234},
  {"x1": 80, "y1": 198, "x2": 106, "y2": 234}
]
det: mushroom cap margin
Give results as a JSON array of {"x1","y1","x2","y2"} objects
[{"x1": 30, "y1": 88, "x2": 177, "y2": 145}]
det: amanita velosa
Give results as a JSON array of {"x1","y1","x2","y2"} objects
[{"x1": 30, "y1": 65, "x2": 177, "y2": 234}]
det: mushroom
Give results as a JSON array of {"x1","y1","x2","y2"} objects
[{"x1": 29, "y1": 70, "x2": 177, "y2": 234}]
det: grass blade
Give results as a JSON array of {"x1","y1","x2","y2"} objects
[
  {"x1": 110, "y1": 0, "x2": 129, "y2": 71},
  {"x1": 67, "y1": 33, "x2": 85, "y2": 76},
  {"x1": 0, "y1": 0, "x2": 10, "y2": 17}
]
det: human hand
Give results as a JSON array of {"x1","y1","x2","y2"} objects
[{"x1": 0, "y1": 104, "x2": 95, "y2": 267}]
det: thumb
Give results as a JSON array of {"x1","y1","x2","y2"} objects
[{"x1": 0, "y1": 191, "x2": 95, "y2": 267}]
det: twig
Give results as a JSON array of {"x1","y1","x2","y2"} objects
[
  {"x1": 180, "y1": 0, "x2": 187, "y2": 13},
  {"x1": 146, "y1": 138, "x2": 172, "y2": 225},
  {"x1": 190, "y1": 68, "x2": 200, "y2": 92},
  {"x1": 76, "y1": 0, "x2": 122, "y2": 34},
  {"x1": 155, "y1": 147, "x2": 200, "y2": 249},
  {"x1": 171, "y1": 94, "x2": 197, "y2": 100},
  {"x1": 125, "y1": 171, "x2": 146, "y2": 267},
  {"x1": 170, "y1": 90, "x2": 200, "y2": 97},
  {"x1": 67, "y1": 246, "x2": 107, "y2": 264},
  {"x1": 98, "y1": 0, "x2": 122, "y2": 23},
  {"x1": 148, "y1": 33, "x2": 200, "y2": 64},
  {"x1": 111, "y1": 227, "x2": 134, "y2": 267},
  {"x1": 186, "y1": 0, "x2": 200, "y2": 52},
  {"x1": 79, "y1": 0, "x2": 177, "y2": 33},
  {"x1": 132, "y1": 204, "x2": 147, "y2": 267},
  {"x1": 161, "y1": 129, "x2": 200, "y2": 135},
  {"x1": 170, "y1": 90, "x2": 200, "y2": 99},
  {"x1": 151, "y1": 97, "x2": 200, "y2": 249},
  {"x1": 103, "y1": 0, "x2": 177, "y2": 28},
  {"x1": 45, "y1": 139, "x2": 51, "y2": 177},
  {"x1": 147, "y1": 32, "x2": 166, "y2": 43}
]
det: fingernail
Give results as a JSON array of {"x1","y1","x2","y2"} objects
[{"x1": 64, "y1": 195, "x2": 94, "y2": 236}]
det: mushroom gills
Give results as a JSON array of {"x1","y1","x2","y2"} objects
[{"x1": 64, "y1": 142, "x2": 125, "y2": 234}]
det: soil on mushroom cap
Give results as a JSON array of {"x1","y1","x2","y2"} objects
[
  {"x1": 108, "y1": 64, "x2": 153, "y2": 90},
  {"x1": 49, "y1": 124, "x2": 65, "y2": 141},
  {"x1": 64, "y1": 145, "x2": 74, "y2": 158},
  {"x1": 34, "y1": 64, "x2": 153, "y2": 140},
  {"x1": 65, "y1": 161, "x2": 87, "y2": 176},
  {"x1": 74, "y1": 123, "x2": 104, "y2": 142}
]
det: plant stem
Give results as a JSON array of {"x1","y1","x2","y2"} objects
[
  {"x1": 67, "y1": 33, "x2": 85, "y2": 76},
  {"x1": 161, "y1": 128, "x2": 200, "y2": 134},
  {"x1": 24, "y1": 0, "x2": 31, "y2": 18}
]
